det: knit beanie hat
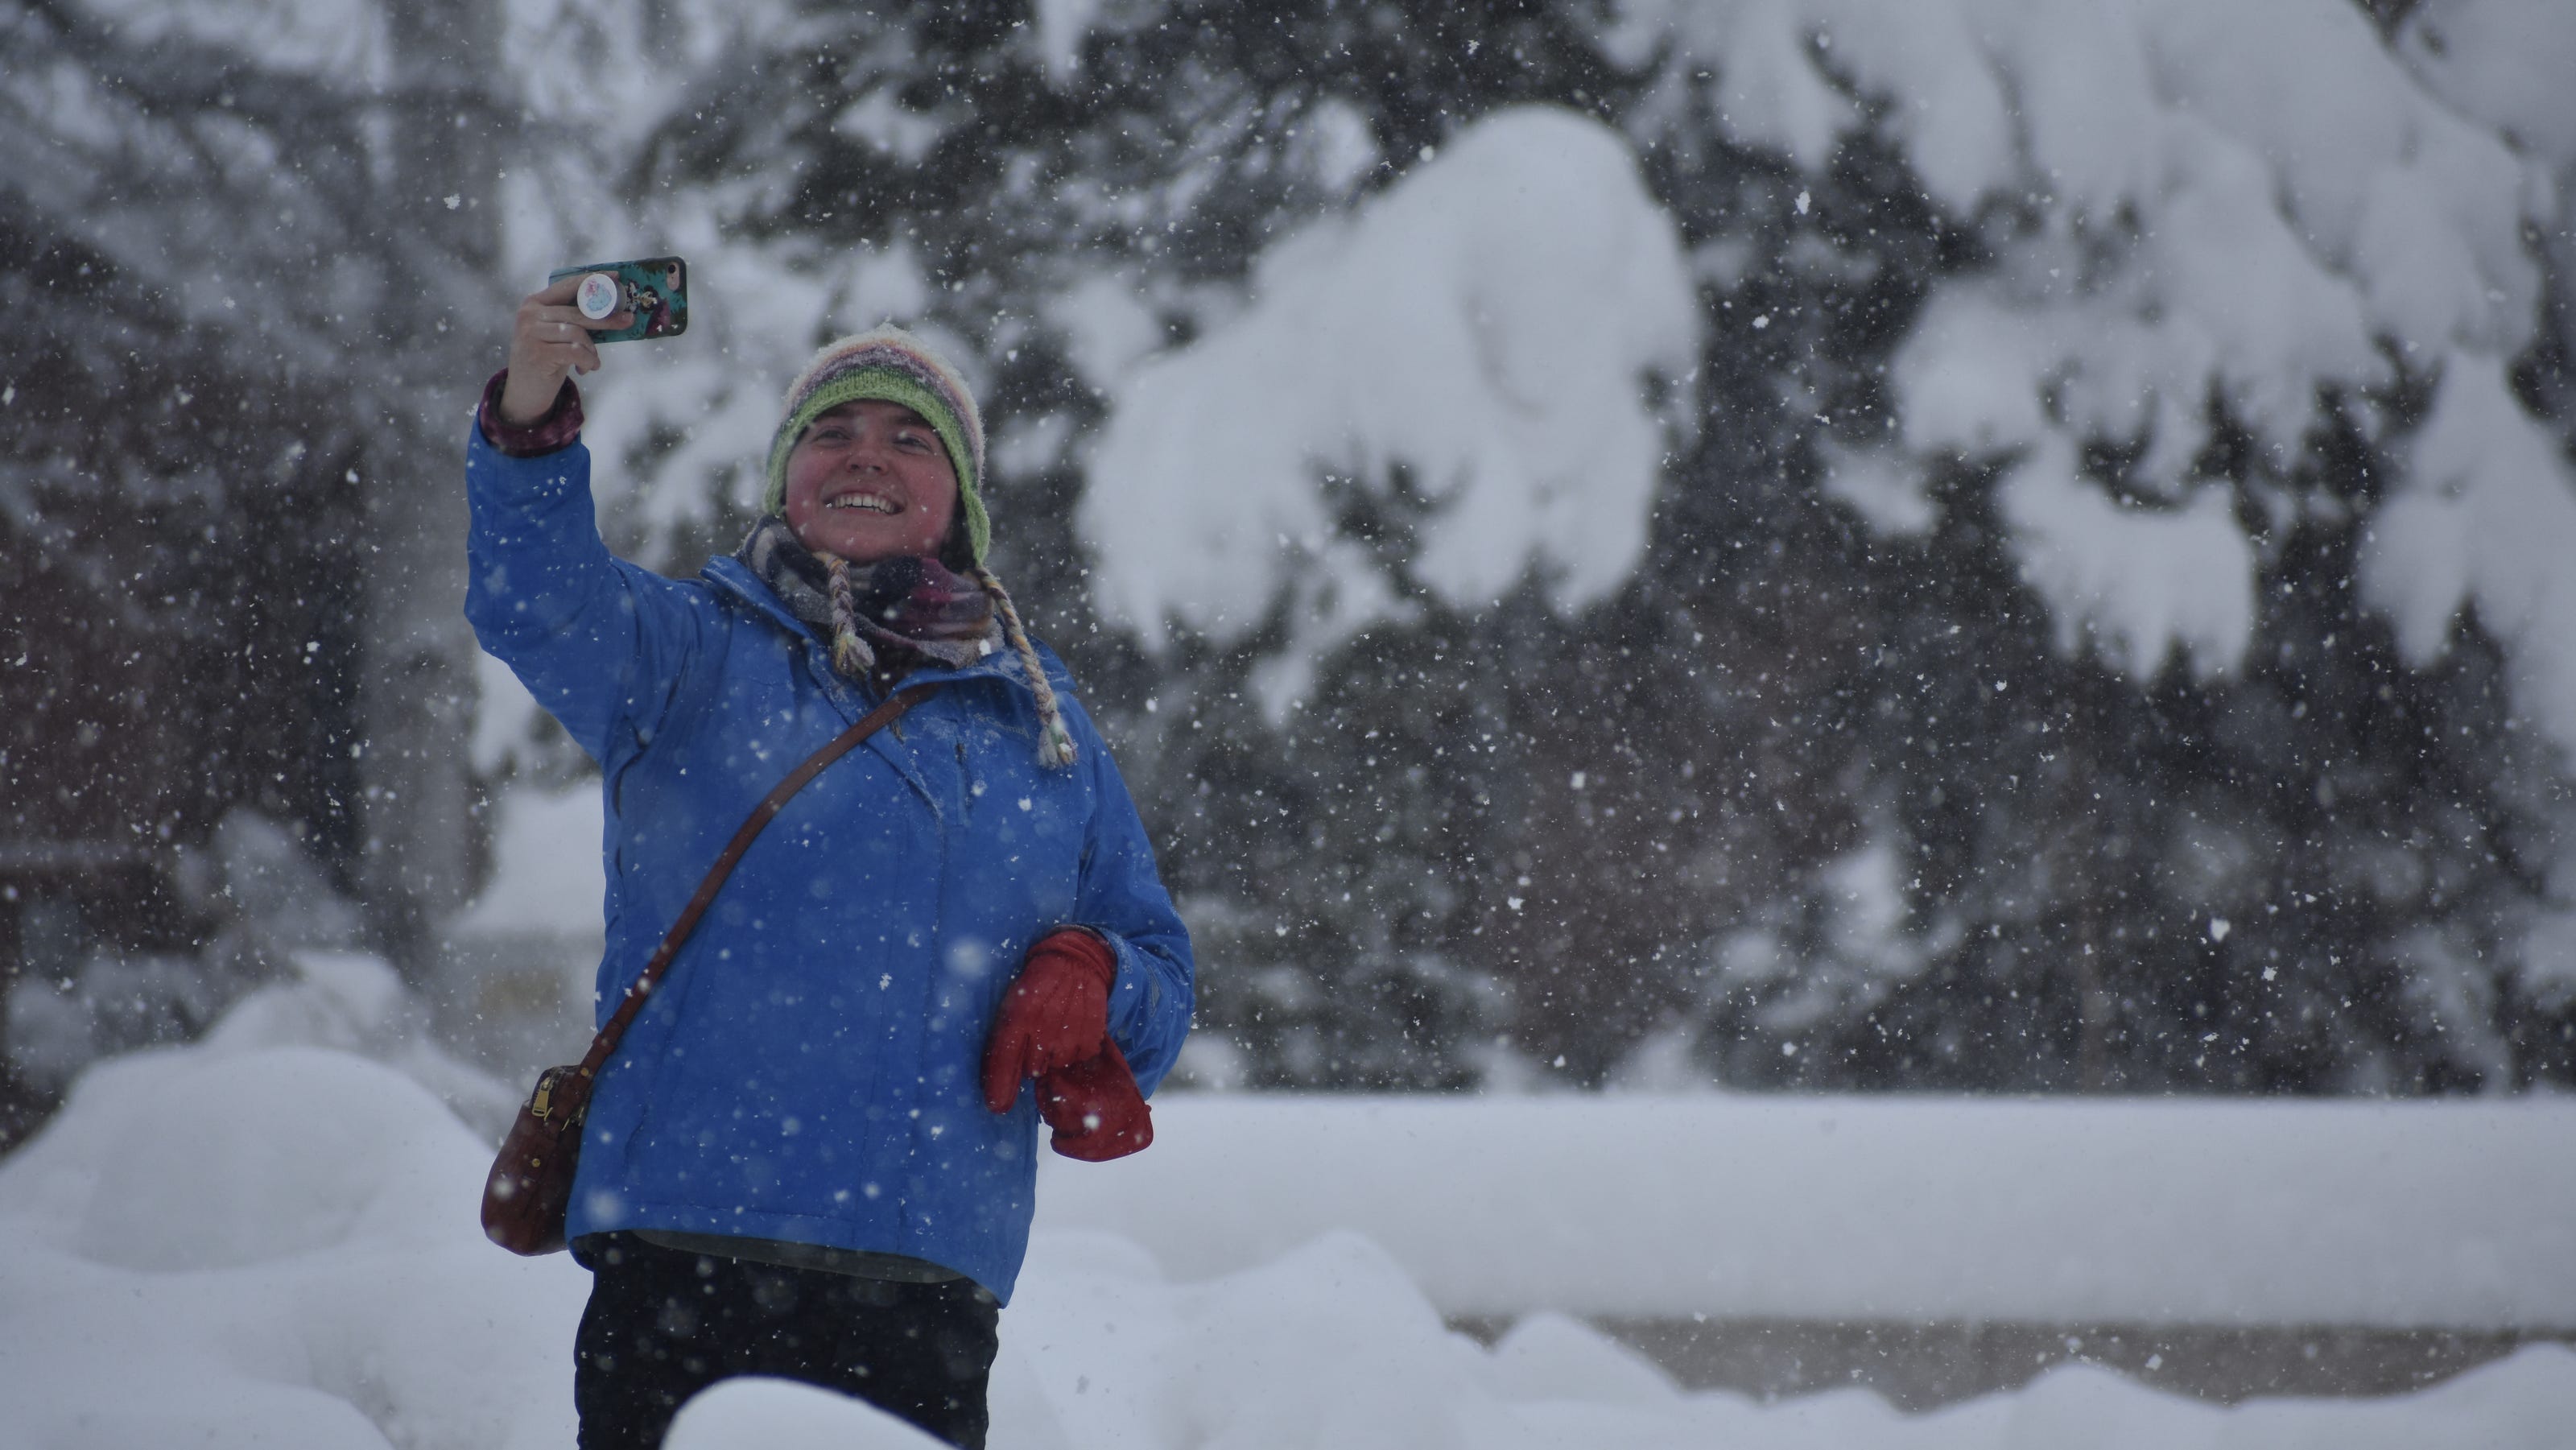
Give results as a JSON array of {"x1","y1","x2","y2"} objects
[
  {"x1": 763, "y1": 325, "x2": 989, "y2": 568},
  {"x1": 761, "y1": 325, "x2": 1075, "y2": 769}
]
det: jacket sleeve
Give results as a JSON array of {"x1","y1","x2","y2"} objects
[
  {"x1": 1060, "y1": 693, "x2": 1195, "y2": 1096},
  {"x1": 463, "y1": 422, "x2": 720, "y2": 766}
]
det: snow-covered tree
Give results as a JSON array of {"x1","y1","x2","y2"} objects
[
  {"x1": 1563, "y1": 0, "x2": 2573, "y2": 1089},
  {"x1": 0, "y1": 0, "x2": 502, "y2": 1121},
  {"x1": 440, "y1": 0, "x2": 2576, "y2": 1091}
]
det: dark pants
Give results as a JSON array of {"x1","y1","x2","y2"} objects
[{"x1": 573, "y1": 1233, "x2": 999, "y2": 1449}]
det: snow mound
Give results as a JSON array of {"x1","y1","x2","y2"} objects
[
  {"x1": 1078, "y1": 105, "x2": 1699, "y2": 717},
  {"x1": 1005, "y1": 1226, "x2": 2576, "y2": 1448},
  {"x1": 1035, "y1": 1094, "x2": 2576, "y2": 1328},
  {"x1": 0, "y1": 989, "x2": 584, "y2": 1450},
  {"x1": 67, "y1": 1047, "x2": 460, "y2": 1271},
  {"x1": 1486, "y1": 1311, "x2": 1681, "y2": 1403},
  {"x1": 450, "y1": 783, "x2": 609, "y2": 939},
  {"x1": 665, "y1": 1378, "x2": 952, "y2": 1449},
  {"x1": 6, "y1": 983, "x2": 2574, "y2": 1446}
]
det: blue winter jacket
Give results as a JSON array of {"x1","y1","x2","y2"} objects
[{"x1": 463, "y1": 423, "x2": 1193, "y2": 1303}]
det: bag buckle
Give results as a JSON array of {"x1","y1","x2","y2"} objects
[{"x1": 530, "y1": 1066, "x2": 573, "y2": 1122}]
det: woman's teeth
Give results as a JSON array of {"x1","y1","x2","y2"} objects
[{"x1": 827, "y1": 495, "x2": 897, "y2": 513}]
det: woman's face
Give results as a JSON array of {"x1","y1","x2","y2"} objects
[{"x1": 782, "y1": 400, "x2": 960, "y2": 564}]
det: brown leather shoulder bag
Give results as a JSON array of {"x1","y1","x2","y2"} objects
[{"x1": 481, "y1": 683, "x2": 939, "y2": 1255}]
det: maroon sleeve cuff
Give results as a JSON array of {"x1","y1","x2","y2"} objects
[{"x1": 477, "y1": 370, "x2": 584, "y2": 456}]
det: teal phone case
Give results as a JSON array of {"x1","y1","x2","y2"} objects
[{"x1": 547, "y1": 257, "x2": 688, "y2": 343}]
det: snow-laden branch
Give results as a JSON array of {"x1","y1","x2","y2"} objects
[
  {"x1": 1615, "y1": 0, "x2": 2570, "y2": 737},
  {"x1": 1075, "y1": 105, "x2": 1699, "y2": 717}
]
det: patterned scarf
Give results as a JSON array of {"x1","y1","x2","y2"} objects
[{"x1": 737, "y1": 516, "x2": 998, "y2": 676}]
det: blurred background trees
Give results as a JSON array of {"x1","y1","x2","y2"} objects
[{"x1": 0, "y1": 0, "x2": 497, "y2": 1133}]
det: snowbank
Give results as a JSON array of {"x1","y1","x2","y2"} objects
[
  {"x1": 448, "y1": 782, "x2": 608, "y2": 940},
  {"x1": 1038, "y1": 1093, "x2": 2576, "y2": 1329},
  {"x1": 442, "y1": 785, "x2": 613, "y2": 1083},
  {"x1": 1077, "y1": 105, "x2": 1699, "y2": 717},
  {"x1": 4, "y1": 977, "x2": 2572, "y2": 1448},
  {"x1": 0, "y1": 1035, "x2": 580, "y2": 1448}
]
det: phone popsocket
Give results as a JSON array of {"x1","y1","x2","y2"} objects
[{"x1": 548, "y1": 257, "x2": 688, "y2": 343}]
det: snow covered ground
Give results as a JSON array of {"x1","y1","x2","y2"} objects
[
  {"x1": 3, "y1": 960, "x2": 2571, "y2": 1448},
  {"x1": 1038, "y1": 1094, "x2": 2576, "y2": 1329}
]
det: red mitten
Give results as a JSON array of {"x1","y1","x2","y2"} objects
[
  {"x1": 1038, "y1": 1038, "x2": 1154, "y2": 1161},
  {"x1": 981, "y1": 929, "x2": 1118, "y2": 1113}
]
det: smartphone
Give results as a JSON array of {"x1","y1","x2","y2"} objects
[{"x1": 547, "y1": 256, "x2": 688, "y2": 343}]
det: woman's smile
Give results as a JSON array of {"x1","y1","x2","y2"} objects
[{"x1": 782, "y1": 399, "x2": 960, "y2": 562}]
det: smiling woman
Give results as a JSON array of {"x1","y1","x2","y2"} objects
[
  {"x1": 463, "y1": 292, "x2": 1193, "y2": 1449},
  {"x1": 782, "y1": 400, "x2": 960, "y2": 564}
]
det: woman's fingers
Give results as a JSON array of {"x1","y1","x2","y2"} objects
[
  {"x1": 529, "y1": 301, "x2": 638, "y2": 334},
  {"x1": 497, "y1": 279, "x2": 641, "y2": 421},
  {"x1": 536, "y1": 337, "x2": 601, "y2": 377},
  {"x1": 500, "y1": 291, "x2": 581, "y2": 421},
  {"x1": 519, "y1": 314, "x2": 634, "y2": 360},
  {"x1": 518, "y1": 287, "x2": 637, "y2": 342},
  {"x1": 524, "y1": 315, "x2": 606, "y2": 370}
]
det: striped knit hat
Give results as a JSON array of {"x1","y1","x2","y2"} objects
[
  {"x1": 765, "y1": 326, "x2": 1074, "y2": 768},
  {"x1": 763, "y1": 325, "x2": 989, "y2": 567}
]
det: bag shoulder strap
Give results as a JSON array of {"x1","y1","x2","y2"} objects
[{"x1": 559, "y1": 681, "x2": 940, "y2": 1106}]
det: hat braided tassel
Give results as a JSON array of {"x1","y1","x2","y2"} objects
[
  {"x1": 823, "y1": 556, "x2": 874, "y2": 679},
  {"x1": 976, "y1": 566, "x2": 1076, "y2": 769}
]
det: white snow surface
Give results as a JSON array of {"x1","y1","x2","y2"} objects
[
  {"x1": 1078, "y1": 105, "x2": 1698, "y2": 717},
  {"x1": 6, "y1": 976, "x2": 2575, "y2": 1447},
  {"x1": 1038, "y1": 1094, "x2": 2576, "y2": 1329},
  {"x1": 448, "y1": 782, "x2": 608, "y2": 939}
]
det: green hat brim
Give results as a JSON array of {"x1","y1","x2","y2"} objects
[{"x1": 763, "y1": 370, "x2": 989, "y2": 566}]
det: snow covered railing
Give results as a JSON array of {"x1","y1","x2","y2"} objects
[{"x1": 1036, "y1": 1094, "x2": 2576, "y2": 1331}]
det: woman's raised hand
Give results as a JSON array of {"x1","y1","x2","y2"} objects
[{"x1": 497, "y1": 275, "x2": 634, "y2": 425}]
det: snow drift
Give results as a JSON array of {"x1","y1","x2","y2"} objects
[
  {"x1": 1037, "y1": 1093, "x2": 2576, "y2": 1328},
  {"x1": 6, "y1": 970, "x2": 2575, "y2": 1447}
]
